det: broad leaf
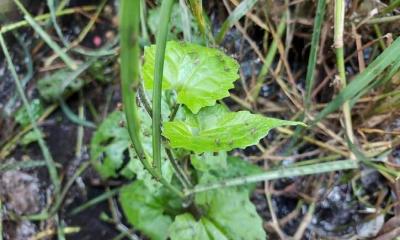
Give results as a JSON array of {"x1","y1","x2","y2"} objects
[
  {"x1": 120, "y1": 181, "x2": 181, "y2": 240},
  {"x1": 196, "y1": 188, "x2": 266, "y2": 240},
  {"x1": 90, "y1": 110, "x2": 172, "y2": 182},
  {"x1": 37, "y1": 69, "x2": 84, "y2": 101},
  {"x1": 163, "y1": 104, "x2": 305, "y2": 153},
  {"x1": 169, "y1": 214, "x2": 227, "y2": 240},
  {"x1": 191, "y1": 151, "x2": 227, "y2": 172},
  {"x1": 196, "y1": 156, "x2": 263, "y2": 193},
  {"x1": 143, "y1": 41, "x2": 239, "y2": 113},
  {"x1": 37, "y1": 61, "x2": 94, "y2": 101},
  {"x1": 170, "y1": 156, "x2": 266, "y2": 240},
  {"x1": 169, "y1": 186, "x2": 266, "y2": 240}
]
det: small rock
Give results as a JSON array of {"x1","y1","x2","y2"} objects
[
  {"x1": 356, "y1": 214, "x2": 385, "y2": 238},
  {"x1": 3, "y1": 220, "x2": 37, "y2": 240},
  {"x1": 0, "y1": 170, "x2": 41, "y2": 214}
]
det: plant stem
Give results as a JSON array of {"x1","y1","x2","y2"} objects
[
  {"x1": 119, "y1": 0, "x2": 183, "y2": 197},
  {"x1": 185, "y1": 160, "x2": 357, "y2": 195},
  {"x1": 166, "y1": 149, "x2": 192, "y2": 189},
  {"x1": 138, "y1": 83, "x2": 153, "y2": 116},
  {"x1": 305, "y1": 0, "x2": 326, "y2": 109},
  {"x1": 152, "y1": 0, "x2": 175, "y2": 176},
  {"x1": 0, "y1": 34, "x2": 61, "y2": 195},
  {"x1": 334, "y1": 0, "x2": 355, "y2": 146}
]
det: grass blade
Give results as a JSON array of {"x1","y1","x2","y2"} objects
[
  {"x1": 314, "y1": 36, "x2": 400, "y2": 123},
  {"x1": 215, "y1": 0, "x2": 258, "y2": 44},
  {"x1": 187, "y1": 160, "x2": 358, "y2": 194},
  {"x1": 0, "y1": 34, "x2": 60, "y2": 194},
  {"x1": 13, "y1": 0, "x2": 77, "y2": 69},
  {"x1": 305, "y1": 0, "x2": 326, "y2": 109}
]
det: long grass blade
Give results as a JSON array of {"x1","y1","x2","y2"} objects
[
  {"x1": 0, "y1": 34, "x2": 60, "y2": 194},
  {"x1": 305, "y1": 0, "x2": 326, "y2": 109},
  {"x1": 12, "y1": 0, "x2": 77, "y2": 69},
  {"x1": 215, "y1": 0, "x2": 258, "y2": 44},
  {"x1": 314, "y1": 37, "x2": 400, "y2": 123},
  {"x1": 187, "y1": 160, "x2": 358, "y2": 194}
]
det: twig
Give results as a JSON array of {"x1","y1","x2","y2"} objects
[{"x1": 265, "y1": 183, "x2": 287, "y2": 239}]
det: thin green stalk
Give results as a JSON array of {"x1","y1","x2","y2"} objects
[
  {"x1": 186, "y1": 160, "x2": 358, "y2": 195},
  {"x1": 140, "y1": 0, "x2": 150, "y2": 43},
  {"x1": 188, "y1": 0, "x2": 214, "y2": 44},
  {"x1": 305, "y1": 0, "x2": 326, "y2": 109},
  {"x1": 120, "y1": 0, "x2": 154, "y2": 175},
  {"x1": 334, "y1": 0, "x2": 355, "y2": 145},
  {"x1": 48, "y1": 162, "x2": 91, "y2": 217},
  {"x1": 252, "y1": 14, "x2": 286, "y2": 99},
  {"x1": 166, "y1": 149, "x2": 192, "y2": 189},
  {"x1": 382, "y1": 0, "x2": 400, "y2": 14},
  {"x1": 152, "y1": 0, "x2": 175, "y2": 176},
  {"x1": 136, "y1": 87, "x2": 192, "y2": 191},
  {"x1": 373, "y1": 24, "x2": 386, "y2": 50},
  {"x1": 119, "y1": 0, "x2": 183, "y2": 197},
  {"x1": 138, "y1": 83, "x2": 152, "y2": 116},
  {"x1": 366, "y1": 15, "x2": 400, "y2": 24},
  {"x1": 70, "y1": 188, "x2": 120, "y2": 215},
  {"x1": 0, "y1": 34, "x2": 60, "y2": 195}
]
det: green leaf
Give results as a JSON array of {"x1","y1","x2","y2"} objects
[
  {"x1": 163, "y1": 104, "x2": 305, "y2": 153},
  {"x1": 20, "y1": 130, "x2": 41, "y2": 146},
  {"x1": 90, "y1": 111, "x2": 131, "y2": 178},
  {"x1": 194, "y1": 187, "x2": 266, "y2": 240},
  {"x1": 37, "y1": 69, "x2": 84, "y2": 101},
  {"x1": 169, "y1": 214, "x2": 228, "y2": 240},
  {"x1": 37, "y1": 61, "x2": 94, "y2": 101},
  {"x1": 90, "y1": 110, "x2": 172, "y2": 182},
  {"x1": 198, "y1": 156, "x2": 263, "y2": 193},
  {"x1": 143, "y1": 41, "x2": 239, "y2": 113},
  {"x1": 15, "y1": 99, "x2": 43, "y2": 127},
  {"x1": 120, "y1": 181, "x2": 180, "y2": 240},
  {"x1": 170, "y1": 156, "x2": 266, "y2": 240},
  {"x1": 191, "y1": 151, "x2": 227, "y2": 172},
  {"x1": 169, "y1": 187, "x2": 266, "y2": 240}
]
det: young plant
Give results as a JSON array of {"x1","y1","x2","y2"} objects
[
  {"x1": 89, "y1": 1, "x2": 357, "y2": 239},
  {"x1": 92, "y1": 39, "x2": 305, "y2": 239}
]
